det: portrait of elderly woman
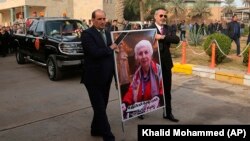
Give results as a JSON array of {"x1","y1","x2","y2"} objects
[{"x1": 121, "y1": 39, "x2": 164, "y2": 120}]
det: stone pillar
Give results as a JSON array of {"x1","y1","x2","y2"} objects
[
  {"x1": 24, "y1": 5, "x2": 29, "y2": 19},
  {"x1": 10, "y1": 8, "x2": 16, "y2": 25}
]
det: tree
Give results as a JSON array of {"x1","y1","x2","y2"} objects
[
  {"x1": 188, "y1": 0, "x2": 212, "y2": 20},
  {"x1": 242, "y1": 0, "x2": 250, "y2": 22},
  {"x1": 222, "y1": 0, "x2": 236, "y2": 15},
  {"x1": 139, "y1": 0, "x2": 145, "y2": 22},
  {"x1": 124, "y1": 0, "x2": 167, "y2": 21},
  {"x1": 242, "y1": 0, "x2": 250, "y2": 7},
  {"x1": 167, "y1": 0, "x2": 186, "y2": 20},
  {"x1": 115, "y1": 0, "x2": 125, "y2": 25},
  {"x1": 124, "y1": 0, "x2": 140, "y2": 21}
]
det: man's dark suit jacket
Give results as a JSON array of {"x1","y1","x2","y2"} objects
[
  {"x1": 148, "y1": 23, "x2": 180, "y2": 70},
  {"x1": 227, "y1": 21, "x2": 241, "y2": 39},
  {"x1": 110, "y1": 25, "x2": 118, "y2": 31},
  {"x1": 80, "y1": 26, "x2": 114, "y2": 86}
]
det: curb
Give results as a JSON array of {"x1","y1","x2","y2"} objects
[{"x1": 173, "y1": 62, "x2": 250, "y2": 86}]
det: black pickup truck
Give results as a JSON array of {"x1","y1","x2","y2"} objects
[{"x1": 14, "y1": 17, "x2": 86, "y2": 81}]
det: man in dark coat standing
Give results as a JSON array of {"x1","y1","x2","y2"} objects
[
  {"x1": 227, "y1": 15, "x2": 241, "y2": 56},
  {"x1": 81, "y1": 9, "x2": 117, "y2": 141},
  {"x1": 149, "y1": 8, "x2": 180, "y2": 122},
  {"x1": 110, "y1": 19, "x2": 118, "y2": 31}
]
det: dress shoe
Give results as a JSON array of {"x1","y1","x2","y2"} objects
[
  {"x1": 163, "y1": 114, "x2": 179, "y2": 122},
  {"x1": 138, "y1": 115, "x2": 144, "y2": 120},
  {"x1": 103, "y1": 136, "x2": 115, "y2": 141},
  {"x1": 91, "y1": 130, "x2": 103, "y2": 137},
  {"x1": 103, "y1": 133, "x2": 115, "y2": 141}
]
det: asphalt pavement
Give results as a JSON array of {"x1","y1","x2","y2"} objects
[{"x1": 0, "y1": 54, "x2": 250, "y2": 141}]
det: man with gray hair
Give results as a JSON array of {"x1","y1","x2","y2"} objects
[{"x1": 148, "y1": 8, "x2": 180, "y2": 122}]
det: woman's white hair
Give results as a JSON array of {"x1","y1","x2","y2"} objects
[{"x1": 134, "y1": 40, "x2": 153, "y2": 60}]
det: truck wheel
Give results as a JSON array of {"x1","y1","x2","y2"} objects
[
  {"x1": 16, "y1": 49, "x2": 26, "y2": 64},
  {"x1": 47, "y1": 55, "x2": 62, "y2": 81}
]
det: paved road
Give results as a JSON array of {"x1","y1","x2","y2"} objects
[{"x1": 0, "y1": 55, "x2": 250, "y2": 141}]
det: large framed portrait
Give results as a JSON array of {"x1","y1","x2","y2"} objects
[{"x1": 111, "y1": 29, "x2": 165, "y2": 121}]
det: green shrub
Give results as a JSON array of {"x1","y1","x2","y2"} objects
[
  {"x1": 243, "y1": 44, "x2": 250, "y2": 66},
  {"x1": 243, "y1": 25, "x2": 249, "y2": 36},
  {"x1": 203, "y1": 33, "x2": 232, "y2": 64},
  {"x1": 188, "y1": 28, "x2": 203, "y2": 46}
]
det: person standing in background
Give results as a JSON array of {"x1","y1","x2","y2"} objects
[
  {"x1": 0, "y1": 26, "x2": 10, "y2": 57},
  {"x1": 227, "y1": 15, "x2": 241, "y2": 57},
  {"x1": 110, "y1": 19, "x2": 118, "y2": 31},
  {"x1": 26, "y1": 11, "x2": 38, "y2": 28},
  {"x1": 179, "y1": 20, "x2": 186, "y2": 41},
  {"x1": 14, "y1": 13, "x2": 25, "y2": 33},
  {"x1": 105, "y1": 19, "x2": 112, "y2": 32},
  {"x1": 81, "y1": 9, "x2": 117, "y2": 141},
  {"x1": 82, "y1": 19, "x2": 89, "y2": 29}
]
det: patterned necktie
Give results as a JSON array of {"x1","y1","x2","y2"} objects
[
  {"x1": 160, "y1": 26, "x2": 164, "y2": 35},
  {"x1": 100, "y1": 30, "x2": 107, "y2": 46}
]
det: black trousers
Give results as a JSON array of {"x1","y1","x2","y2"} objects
[
  {"x1": 161, "y1": 64, "x2": 172, "y2": 116},
  {"x1": 84, "y1": 83, "x2": 113, "y2": 136},
  {"x1": 231, "y1": 37, "x2": 241, "y2": 55},
  {"x1": 180, "y1": 31, "x2": 186, "y2": 41}
]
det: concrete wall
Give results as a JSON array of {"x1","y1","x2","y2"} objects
[
  {"x1": 0, "y1": 0, "x2": 117, "y2": 25},
  {"x1": 103, "y1": 0, "x2": 116, "y2": 20},
  {"x1": 0, "y1": 0, "x2": 222, "y2": 25},
  {"x1": 72, "y1": 0, "x2": 116, "y2": 23},
  {"x1": 0, "y1": 10, "x2": 11, "y2": 26},
  {"x1": 73, "y1": 0, "x2": 103, "y2": 21},
  {"x1": 41, "y1": 0, "x2": 73, "y2": 17},
  {"x1": 0, "y1": 0, "x2": 73, "y2": 25},
  {"x1": 0, "y1": 0, "x2": 26, "y2": 9},
  {"x1": 210, "y1": 7, "x2": 222, "y2": 21}
]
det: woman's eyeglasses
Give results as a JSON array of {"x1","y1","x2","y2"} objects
[{"x1": 159, "y1": 14, "x2": 167, "y2": 18}]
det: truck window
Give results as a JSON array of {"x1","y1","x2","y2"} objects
[
  {"x1": 45, "y1": 20, "x2": 83, "y2": 37},
  {"x1": 45, "y1": 21, "x2": 61, "y2": 36}
]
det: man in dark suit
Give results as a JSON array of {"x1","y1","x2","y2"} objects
[
  {"x1": 110, "y1": 19, "x2": 118, "y2": 31},
  {"x1": 81, "y1": 9, "x2": 117, "y2": 141},
  {"x1": 227, "y1": 15, "x2": 241, "y2": 56},
  {"x1": 149, "y1": 8, "x2": 180, "y2": 122}
]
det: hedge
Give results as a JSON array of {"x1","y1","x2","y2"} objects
[
  {"x1": 243, "y1": 44, "x2": 250, "y2": 65},
  {"x1": 203, "y1": 33, "x2": 232, "y2": 64}
]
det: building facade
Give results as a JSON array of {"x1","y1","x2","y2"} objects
[
  {"x1": 0, "y1": 0, "x2": 116, "y2": 26},
  {"x1": 0, "y1": 0, "x2": 233, "y2": 26},
  {"x1": 234, "y1": 7, "x2": 250, "y2": 24},
  {"x1": 184, "y1": 0, "x2": 223, "y2": 21}
]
